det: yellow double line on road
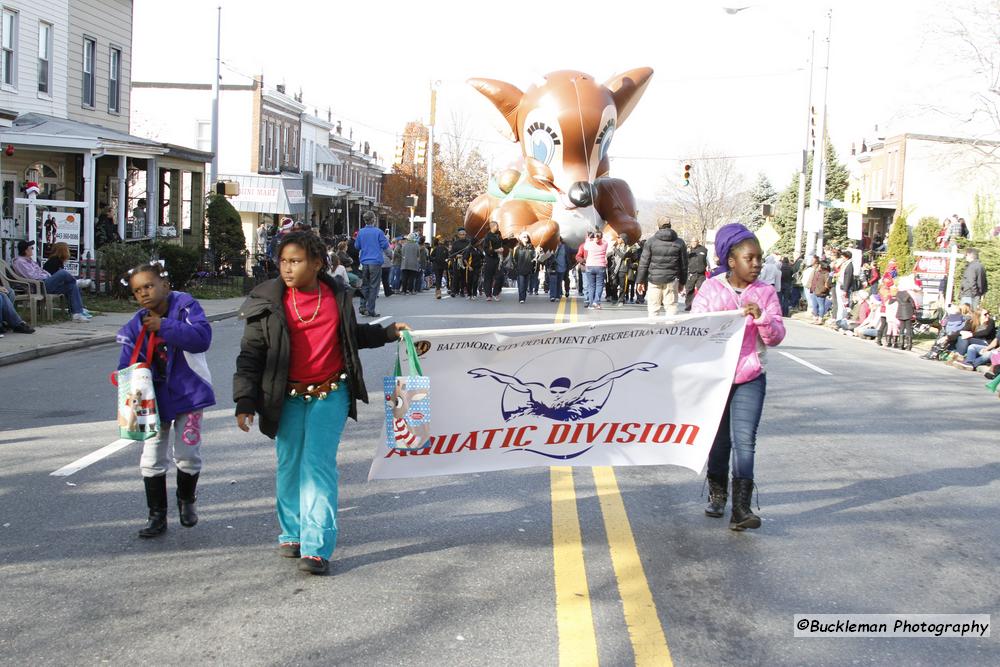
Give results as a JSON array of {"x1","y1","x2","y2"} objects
[{"x1": 550, "y1": 297, "x2": 673, "y2": 666}]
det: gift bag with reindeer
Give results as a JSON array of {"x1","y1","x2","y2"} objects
[
  {"x1": 384, "y1": 331, "x2": 431, "y2": 451},
  {"x1": 112, "y1": 327, "x2": 161, "y2": 441}
]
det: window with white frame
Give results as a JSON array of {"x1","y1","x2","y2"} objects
[
  {"x1": 1, "y1": 9, "x2": 17, "y2": 88},
  {"x1": 82, "y1": 37, "x2": 96, "y2": 107},
  {"x1": 38, "y1": 21, "x2": 52, "y2": 95},
  {"x1": 108, "y1": 46, "x2": 121, "y2": 112},
  {"x1": 196, "y1": 120, "x2": 211, "y2": 152}
]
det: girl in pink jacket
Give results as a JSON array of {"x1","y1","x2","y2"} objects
[{"x1": 692, "y1": 223, "x2": 785, "y2": 531}]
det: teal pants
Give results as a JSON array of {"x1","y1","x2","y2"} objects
[{"x1": 274, "y1": 384, "x2": 349, "y2": 560}]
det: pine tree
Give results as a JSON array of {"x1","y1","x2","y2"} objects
[
  {"x1": 882, "y1": 209, "x2": 914, "y2": 275},
  {"x1": 206, "y1": 194, "x2": 248, "y2": 274},
  {"x1": 772, "y1": 172, "x2": 801, "y2": 257},
  {"x1": 740, "y1": 172, "x2": 778, "y2": 231}
]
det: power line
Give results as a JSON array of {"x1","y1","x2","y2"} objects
[{"x1": 609, "y1": 151, "x2": 800, "y2": 162}]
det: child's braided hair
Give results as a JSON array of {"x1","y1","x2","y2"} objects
[
  {"x1": 278, "y1": 230, "x2": 329, "y2": 272},
  {"x1": 122, "y1": 259, "x2": 169, "y2": 287}
]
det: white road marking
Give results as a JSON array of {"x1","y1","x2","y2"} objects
[
  {"x1": 369, "y1": 315, "x2": 391, "y2": 325},
  {"x1": 778, "y1": 351, "x2": 832, "y2": 376},
  {"x1": 50, "y1": 439, "x2": 136, "y2": 477}
]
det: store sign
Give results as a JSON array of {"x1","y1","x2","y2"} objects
[{"x1": 50, "y1": 212, "x2": 81, "y2": 276}]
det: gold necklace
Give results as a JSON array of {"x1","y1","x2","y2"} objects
[{"x1": 292, "y1": 285, "x2": 322, "y2": 323}]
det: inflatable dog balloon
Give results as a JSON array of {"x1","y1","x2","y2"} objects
[{"x1": 464, "y1": 68, "x2": 653, "y2": 250}]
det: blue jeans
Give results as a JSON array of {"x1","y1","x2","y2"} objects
[
  {"x1": 389, "y1": 266, "x2": 402, "y2": 291},
  {"x1": 516, "y1": 275, "x2": 529, "y2": 302},
  {"x1": 964, "y1": 343, "x2": 993, "y2": 368},
  {"x1": 0, "y1": 290, "x2": 25, "y2": 327},
  {"x1": 43, "y1": 269, "x2": 83, "y2": 314},
  {"x1": 955, "y1": 337, "x2": 987, "y2": 356},
  {"x1": 583, "y1": 266, "x2": 606, "y2": 306},
  {"x1": 707, "y1": 374, "x2": 766, "y2": 480},
  {"x1": 529, "y1": 271, "x2": 540, "y2": 294},
  {"x1": 811, "y1": 294, "x2": 830, "y2": 318},
  {"x1": 360, "y1": 264, "x2": 382, "y2": 313},
  {"x1": 275, "y1": 385, "x2": 350, "y2": 560},
  {"x1": 960, "y1": 296, "x2": 981, "y2": 309},
  {"x1": 548, "y1": 271, "x2": 565, "y2": 299}
]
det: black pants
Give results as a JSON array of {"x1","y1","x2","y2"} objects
[
  {"x1": 606, "y1": 271, "x2": 620, "y2": 302},
  {"x1": 433, "y1": 266, "x2": 447, "y2": 289},
  {"x1": 482, "y1": 258, "x2": 501, "y2": 297},
  {"x1": 898, "y1": 318, "x2": 914, "y2": 343},
  {"x1": 381, "y1": 266, "x2": 393, "y2": 296},
  {"x1": 685, "y1": 273, "x2": 705, "y2": 311},
  {"x1": 402, "y1": 269, "x2": 421, "y2": 293},
  {"x1": 469, "y1": 268, "x2": 481, "y2": 296},
  {"x1": 451, "y1": 265, "x2": 468, "y2": 296}
]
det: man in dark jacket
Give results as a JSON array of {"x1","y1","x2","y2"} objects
[
  {"x1": 779, "y1": 255, "x2": 794, "y2": 317},
  {"x1": 684, "y1": 238, "x2": 709, "y2": 311},
  {"x1": 481, "y1": 221, "x2": 504, "y2": 301},
  {"x1": 960, "y1": 248, "x2": 988, "y2": 309},
  {"x1": 546, "y1": 237, "x2": 571, "y2": 301},
  {"x1": 636, "y1": 220, "x2": 688, "y2": 316},
  {"x1": 449, "y1": 228, "x2": 471, "y2": 297}
]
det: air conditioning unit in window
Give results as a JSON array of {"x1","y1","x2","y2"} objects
[{"x1": 215, "y1": 180, "x2": 239, "y2": 197}]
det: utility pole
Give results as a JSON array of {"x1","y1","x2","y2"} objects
[
  {"x1": 794, "y1": 31, "x2": 815, "y2": 259},
  {"x1": 425, "y1": 81, "x2": 438, "y2": 240},
  {"x1": 805, "y1": 9, "x2": 832, "y2": 260},
  {"x1": 209, "y1": 6, "x2": 221, "y2": 187}
]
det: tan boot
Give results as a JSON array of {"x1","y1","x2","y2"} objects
[{"x1": 435, "y1": 288, "x2": 441, "y2": 300}]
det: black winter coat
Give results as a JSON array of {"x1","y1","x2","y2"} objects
[
  {"x1": 233, "y1": 275, "x2": 395, "y2": 438},
  {"x1": 960, "y1": 260, "x2": 988, "y2": 297},
  {"x1": 636, "y1": 228, "x2": 688, "y2": 286},
  {"x1": 512, "y1": 244, "x2": 536, "y2": 275},
  {"x1": 687, "y1": 244, "x2": 708, "y2": 276}
]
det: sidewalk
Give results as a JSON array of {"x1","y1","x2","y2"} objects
[{"x1": 0, "y1": 297, "x2": 245, "y2": 368}]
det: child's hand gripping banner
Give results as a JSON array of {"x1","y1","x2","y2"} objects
[
  {"x1": 113, "y1": 327, "x2": 160, "y2": 441},
  {"x1": 384, "y1": 330, "x2": 431, "y2": 451},
  {"x1": 369, "y1": 312, "x2": 747, "y2": 480}
]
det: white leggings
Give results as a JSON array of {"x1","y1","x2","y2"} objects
[{"x1": 140, "y1": 411, "x2": 203, "y2": 478}]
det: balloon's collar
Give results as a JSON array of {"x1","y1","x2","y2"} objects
[{"x1": 488, "y1": 176, "x2": 557, "y2": 203}]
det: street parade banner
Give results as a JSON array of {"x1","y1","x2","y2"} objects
[{"x1": 368, "y1": 311, "x2": 747, "y2": 480}]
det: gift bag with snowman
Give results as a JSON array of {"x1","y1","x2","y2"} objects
[{"x1": 112, "y1": 327, "x2": 160, "y2": 440}]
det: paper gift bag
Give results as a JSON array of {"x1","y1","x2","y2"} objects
[
  {"x1": 113, "y1": 327, "x2": 160, "y2": 441},
  {"x1": 384, "y1": 331, "x2": 430, "y2": 451}
]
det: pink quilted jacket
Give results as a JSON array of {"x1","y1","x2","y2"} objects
[{"x1": 692, "y1": 275, "x2": 786, "y2": 384}]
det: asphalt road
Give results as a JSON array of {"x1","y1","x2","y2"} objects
[{"x1": 0, "y1": 285, "x2": 996, "y2": 666}]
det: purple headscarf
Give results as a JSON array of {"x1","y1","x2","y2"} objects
[{"x1": 710, "y1": 223, "x2": 758, "y2": 277}]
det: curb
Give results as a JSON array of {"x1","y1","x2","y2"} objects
[{"x1": 0, "y1": 309, "x2": 240, "y2": 368}]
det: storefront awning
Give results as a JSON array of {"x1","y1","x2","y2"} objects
[
  {"x1": 311, "y1": 180, "x2": 342, "y2": 198},
  {"x1": 220, "y1": 174, "x2": 305, "y2": 215},
  {"x1": 315, "y1": 145, "x2": 342, "y2": 166}
]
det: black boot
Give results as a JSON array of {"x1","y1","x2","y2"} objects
[
  {"x1": 139, "y1": 475, "x2": 168, "y2": 538},
  {"x1": 704, "y1": 474, "x2": 728, "y2": 517},
  {"x1": 730, "y1": 478, "x2": 761, "y2": 531},
  {"x1": 176, "y1": 470, "x2": 199, "y2": 528}
]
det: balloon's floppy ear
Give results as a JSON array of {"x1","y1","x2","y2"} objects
[
  {"x1": 467, "y1": 78, "x2": 525, "y2": 141},
  {"x1": 603, "y1": 68, "x2": 654, "y2": 127}
]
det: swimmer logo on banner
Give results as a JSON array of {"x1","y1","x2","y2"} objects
[{"x1": 368, "y1": 312, "x2": 746, "y2": 480}]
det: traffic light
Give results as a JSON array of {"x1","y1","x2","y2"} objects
[
  {"x1": 415, "y1": 139, "x2": 427, "y2": 165},
  {"x1": 810, "y1": 106, "x2": 817, "y2": 150},
  {"x1": 683, "y1": 163, "x2": 691, "y2": 186},
  {"x1": 405, "y1": 194, "x2": 418, "y2": 209}
]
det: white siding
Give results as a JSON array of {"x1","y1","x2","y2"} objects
[
  {"x1": 0, "y1": 0, "x2": 69, "y2": 117},
  {"x1": 66, "y1": 0, "x2": 131, "y2": 132}
]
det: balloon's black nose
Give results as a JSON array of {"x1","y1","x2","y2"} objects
[{"x1": 568, "y1": 181, "x2": 594, "y2": 207}]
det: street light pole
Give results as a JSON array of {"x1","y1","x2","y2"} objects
[
  {"x1": 210, "y1": 6, "x2": 221, "y2": 187},
  {"x1": 425, "y1": 81, "x2": 439, "y2": 240},
  {"x1": 805, "y1": 9, "x2": 833, "y2": 260},
  {"x1": 793, "y1": 30, "x2": 815, "y2": 259}
]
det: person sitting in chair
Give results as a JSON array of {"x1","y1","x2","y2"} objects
[{"x1": 10, "y1": 240, "x2": 92, "y2": 323}]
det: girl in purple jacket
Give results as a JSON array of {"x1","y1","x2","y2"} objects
[
  {"x1": 692, "y1": 224, "x2": 785, "y2": 531},
  {"x1": 117, "y1": 262, "x2": 216, "y2": 538}
]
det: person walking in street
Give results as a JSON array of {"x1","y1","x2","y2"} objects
[
  {"x1": 512, "y1": 232, "x2": 536, "y2": 303},
  {"x1": 960, "y1": 248, "x2": 988, "y2": 309},
  {"x1": 400, "y1": 235, "x2": 422, "y2": 295},
  {"x1": 636, "y1": 220, "x2": 687, "y2": 317},
  {"x1": 467, "y1": 239, "x2": 485, "y2": 300},
  {"x1": 481, "y1": 221, "x2": 504, "y2": 302},
  {"x1": 430, "y1": 236, "x2": 449, "y2": 299},
  {"x1": 579, "y1": 230, "x2": 610, "y2": 309},
  {"x1": 692, "y1": 223, "x2": 785, "y2": 531},
  {"x1": 547, "y1": 237, "x2": 571, "y2": 302},
  {"x1": 234, "y1": 231, "x2": 410, "y2": 575},
  {"x1": 354, "y1": 212, "x2": 389, "y2": 317},
  {"x1": 684, "y1": 238, "x2": 709, "y2": 311},
  {"x1": 606, "y1": 236, "x2": 626, "y2": 304},
  {"x1": 449, "y1": 228, "x2": 472, "y2": 298},
  {"x1": 118, "y1": 262, "x2": 216, "y2": 538},
  {"x1": 11, "y1": 240, "x2": 92, "y2": 322}
]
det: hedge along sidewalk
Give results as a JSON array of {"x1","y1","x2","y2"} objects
[{"x1": 0, "y1": 297, "x2": 245, "y2": 368}]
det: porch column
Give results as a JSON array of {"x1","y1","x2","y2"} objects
[
  {"x1": 190, "y1": 170, "x2": 205, "y2": 249},
  {"x1": 116, "y1": 156, "x2": 127, "y2": 239},
  {"x1": 145, "y1": 158, "x2": 159, "y2": 235},
  {"x1": 83, "y1": 150, "x2": 94, "y2": 258},
  {"x1": 169, "y1": 169, "x2": 182, "y2": 232}
]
